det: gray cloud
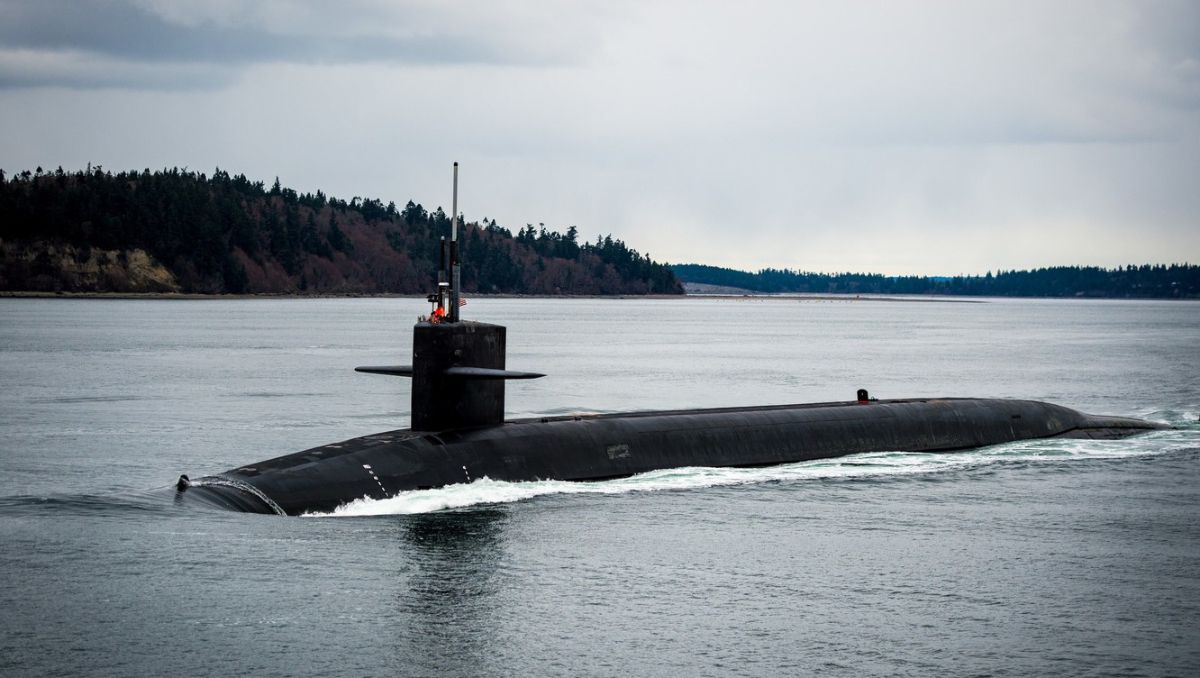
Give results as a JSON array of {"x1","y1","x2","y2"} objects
[
  {"x1": 1, "y1": 0, "x2": 521, "y2": 63},
  {"x1": 0, "y1": 0, "x2": 605, "y2": 88},
  {"x1": 0, "y1": 48, "x2": 235, "y2": 89}
]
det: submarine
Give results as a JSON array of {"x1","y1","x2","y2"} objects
[{"x1": 176, "y1": 164, "x2": 1167, "y2": 515}]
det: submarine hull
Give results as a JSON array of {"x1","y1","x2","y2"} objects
[{"x1": 181, "y1": 397, "x2": 1166, "y2": 515}]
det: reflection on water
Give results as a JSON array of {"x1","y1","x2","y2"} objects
[{"x1": 392, "y1": 508, "x2": 509, "y2": 672}]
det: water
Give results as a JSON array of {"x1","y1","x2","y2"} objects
[{"x1": 1, "y1": 296, "x2": 1198, "y2": 677}]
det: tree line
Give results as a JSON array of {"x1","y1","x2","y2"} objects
[
  {"x1": 0, "y1": 166, "x2": 682, "y2": 295},
  {"x1": 673, "y1": 263, "x2": 1200, "y2": 298}
]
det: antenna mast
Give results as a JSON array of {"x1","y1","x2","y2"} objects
[{"x1": 449, "y1": 162, "x2": 462, "y2": 322}]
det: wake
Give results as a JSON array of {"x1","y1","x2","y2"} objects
[{"x1": 307, "y1": 420, "x2": 1198, "y2": 517}]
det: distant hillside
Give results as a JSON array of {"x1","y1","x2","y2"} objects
[
  {"x1": 673, "y1": 263, "x2": 1200, "y2": 299},
  {"x1": 0, "y1": 166, "x2": 682, "y2": 295}
]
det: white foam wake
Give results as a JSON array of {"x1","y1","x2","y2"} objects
[{"x1": 304, "y1": 425, "x2": 1196, "y2": 517}]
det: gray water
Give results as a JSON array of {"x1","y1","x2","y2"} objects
[{"x1": 1, "y1": 296, "x2": 1198, "y2": 677}]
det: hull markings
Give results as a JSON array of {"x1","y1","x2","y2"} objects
[{"x1": 362, "y1": 464, "x2": 387, "y2": 496}]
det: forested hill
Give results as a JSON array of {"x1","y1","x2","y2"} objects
[
  {"x1": 0, "y1": 166, "x2": 682, "y2": 295},
  {"x1": 673, "y1": 264, "x2": 1200, "y2": 299}
]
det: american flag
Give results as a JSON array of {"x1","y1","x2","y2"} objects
[{"x1": 458, "y1": 298, "x2": 468, "y2": 307}]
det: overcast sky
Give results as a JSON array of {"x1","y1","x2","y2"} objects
[{"x1": 1, "y1": 0, "x2": 1196, "y2": 274}]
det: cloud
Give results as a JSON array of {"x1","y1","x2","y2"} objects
[
  {"x1": 0, "y1": 48, "x2": 234, "y2": 89},
  {"x1": 0, "y1": 0, "x2": 614, "y2": 88}
]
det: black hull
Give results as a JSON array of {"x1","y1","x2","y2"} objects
[{"x1": 180, "y1": 397, "x2": 1166, "y2": 515}]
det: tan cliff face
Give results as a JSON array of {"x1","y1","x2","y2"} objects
[
  {"x1": 112, "y1": 248, "x2": 180, "y2": 292},
  {"x1": 0, "y1": 240, "x2": 179, "y2": 293}
]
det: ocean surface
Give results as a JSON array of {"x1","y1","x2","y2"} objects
[{"x1": 1, "y1": 296, "x2": 1198, "y2": 677}]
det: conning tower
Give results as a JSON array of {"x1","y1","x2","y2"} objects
[{"x1": 355, "y1": 163, "x2": 543, "y2": 431}]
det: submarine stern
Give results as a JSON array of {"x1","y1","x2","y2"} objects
[{"x1": 1055, "y1": 413, "x2": 1171, "y2": 439}]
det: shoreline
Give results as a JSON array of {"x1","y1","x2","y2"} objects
[
  {"x1": 0, "y1": 290, "x2": 980, "y2": 302},
  {"x1": 3, "y1": 290, "x2": 1192, "y2": 302}
]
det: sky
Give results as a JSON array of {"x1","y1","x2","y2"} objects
[{"x1": 1, "y1": 0, "x2": 1197, "y2": 275}]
